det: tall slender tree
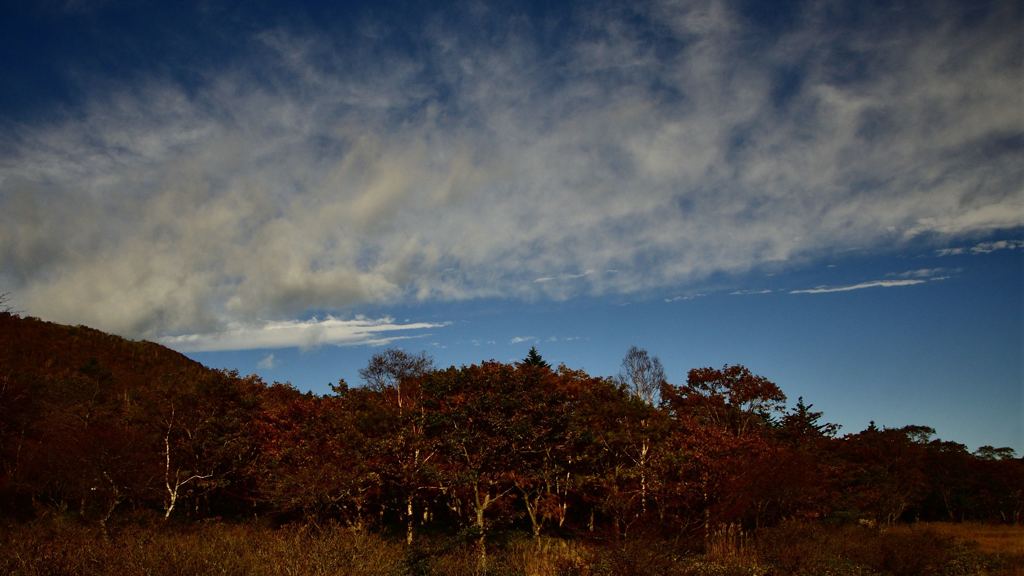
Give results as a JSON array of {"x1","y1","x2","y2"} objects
[{"x1": 358, "y1": 350, "x2": 435, "y2": 544}]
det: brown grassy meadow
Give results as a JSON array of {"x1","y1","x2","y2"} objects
[
  {"x1": 889, "y1": 523, "x2": 1024, "y2": 576},
  {"x1": 3, "y1": 517, "x2": 1022, "y2": 576}
]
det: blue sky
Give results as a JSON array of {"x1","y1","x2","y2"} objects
[{"x1": 1, "y1": 0, "x2": 1021, "y2": 452}]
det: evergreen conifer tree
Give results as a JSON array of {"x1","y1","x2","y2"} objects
[{"x1": 521, "y1": 346, "x2": 550, "y2": 369}]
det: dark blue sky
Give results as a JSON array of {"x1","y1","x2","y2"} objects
[{"x1": 1, "y1": 0, "x2": 1021, "y2": 451}]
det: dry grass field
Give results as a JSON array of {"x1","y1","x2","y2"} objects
[
  {"x1": 913, "y1": 522, "x2": 1024, "y2": 556},
  {"x1": 890, "y1": 522, "x2": 1024, "y2": 575},
  {"x1": 2, "y1": 517, "x2": 1022, "y2": 576}
]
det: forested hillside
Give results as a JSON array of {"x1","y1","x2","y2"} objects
[{"x1": 1, "y1": 310, "x2": 1021, "y2": 570}]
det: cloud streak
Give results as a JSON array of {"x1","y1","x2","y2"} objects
[
  {"x1": 159, "y1": 316, "x2": 445, "y2": 352},
  {"x1": 665, "y1": 293, "x2": 705, "y2": 303},
  {"x1": 936, "y1": 240, "x2": 1024, "y2": 257},
  {"x1": 790, "y1": 280, "x2": 927, "y2": 295},
  {"x1": 534, "y1": 271, "x2": 596, "y2": 284},
  {"x1": 1, "y1": 0, "x2": 1020, "y2": 340}
]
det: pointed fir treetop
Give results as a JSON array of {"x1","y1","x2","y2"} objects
[
  {"x1": 521, "y1": 345, "x2": 550, "y2": 369},
  {"x1": 780, "y1": 396, "x2": 840, "y2": 442}
]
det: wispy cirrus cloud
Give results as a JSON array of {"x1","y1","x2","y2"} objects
[
  {"x1": 665, "y1": 293, "x2": 705, "y2": 303},
  {"x1": 891, "y1": 268, "x2": 945, "y2": 279},
  {"x1": 510, "y1": 335, "x2": 582, "y2": 345},
  {"x1": 534, "y1": 270, "x2": 597, "y2": 284},
  {"x1": 936, "y1": 240, "x2": 1024, "y2": 257},
  {"x1": 730, "y1": 289, "x2": 773, "y2": 296},
  {"x1": 1, "y1": 0, "x2": 1019, "y2": 341},
  {"x1": 790, "y1": 279, "x2": 927, "y2": 295},
  {"x1": 159, "y1": 316, "x2": 445, "y2": 353},
  {"x1": 889, "y1": 268, "x2": 958, "y2": 281},
  {"x1": 547, "y1": 335, "x2": 584, "y2": 343},
  {"x1": 791, "y1": 266, "x2": 954, "y2": 294}
]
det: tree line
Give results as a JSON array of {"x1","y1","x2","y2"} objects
[{"x1": 1, "y1": 313, "x2": 1020, "y2": 566}]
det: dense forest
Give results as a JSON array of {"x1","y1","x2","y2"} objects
[{"x1": 1, "y1": 309, "x2": 1021, "y2": 574}]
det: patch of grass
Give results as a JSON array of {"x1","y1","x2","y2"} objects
[
  {"x1": 0, "y1": 519, "x2": 409, "y2": 576},
  {"x1": 756, "y1": 520, "x2": 1019, "y2": 576},
  {"x1": 900, "y1": 522, "x2": 1024, "y2": 556},
  {"x1": 502, "y1": 537, "x2": 592, "y2": 576},
  {"x1": 892, "y1": 522, "x2": 1024, "y2": 576},
  {"x1": 406, "y1": 535, "x2": 593, "y2": 576}
]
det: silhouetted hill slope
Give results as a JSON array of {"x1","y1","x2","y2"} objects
[
  {"x1": 0, "y1": 311, "x2": 266, "y2": 519},
  {"x1": 0, "y1": 312, "x2": 211, "y2": 393}
]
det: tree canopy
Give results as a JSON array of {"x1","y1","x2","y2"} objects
[{"x1": 1, "y1": 313, "x2": 1021, "y2": 557}]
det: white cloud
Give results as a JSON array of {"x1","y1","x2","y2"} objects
[
  {"x1": 0, "y1": 0, "x2": 1020, "y2": 339},
  {"x1": 510, "y1": 336, "x2": 536, "y2": 344},
  {"x1": 665, "y1": 293, "x2": 705, "y2": 303},
  {"x1": 534, "y1": 270, "x2": 596, "y2": 283},
  {"x1": 159, "y1": 316, "x2": 445, "y2": 352},
  {"x1": 971, "y1": 240, "x2": 1024, "y2": 254},
  {"x1": 730, "y1": 289, "x2": 773, "y2": 296},
  {"x1": 257, "y1": 353, "x2": 277, "y2": 369},
  {"x1": 790, "y1": 279, "x2": 927, "y2": 295},
  {"x1": 937, "y1": 239, "x2": 1024, "y2": 257},
  {"x1": 546, "y1": 335, "x2": 583, "y2": 343},
  {"x1": 890, "y1": 268, "x2": 952, "y2": 279}
]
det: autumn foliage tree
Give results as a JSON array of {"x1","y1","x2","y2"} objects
[
  {"x1": 660, "y1": 365, "x2": 788, "y2": 543},
  {"x1": 505, "y1": 364, "x2": 573, "y2": 539},
  {"x1": 254, "y1": 383, "x2": 380, "y2": 526},
  {"x1": 355, "y1": 349, "x2": 436, "y2": 544},
  {"x1": 421, "y1": 363, "x2": 523, "y2": 570}
]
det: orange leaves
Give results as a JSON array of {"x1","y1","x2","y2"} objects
[{"x1": 663, "y1": 364, "x2": 786, "y2": 437}]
